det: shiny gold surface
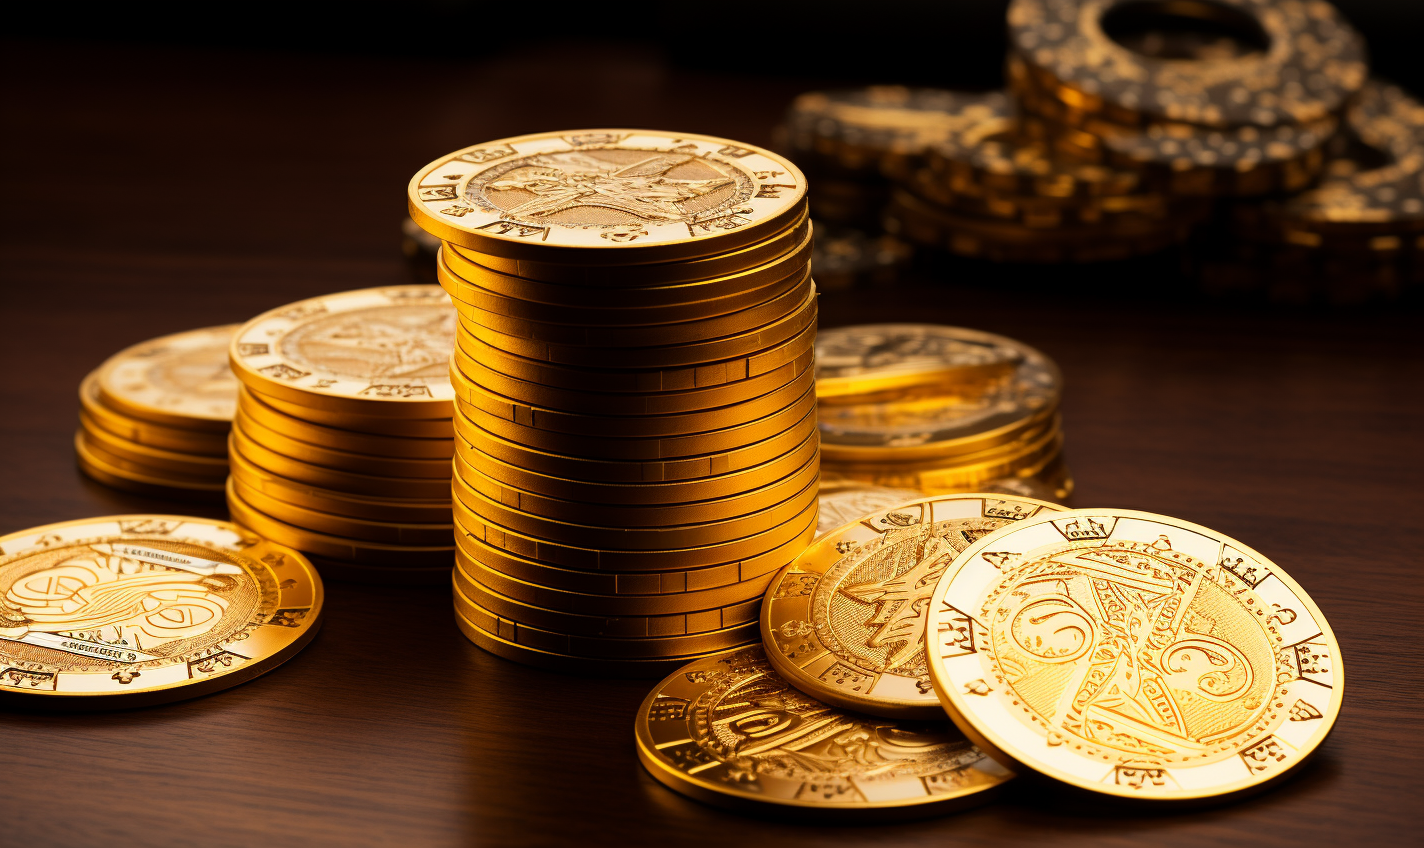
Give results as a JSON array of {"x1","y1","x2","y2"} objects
[
  {"x1": 927, "y1": 508, "x2": 1343, "y2": 800},
  {"x1": 93, "y1": 325, "x2": 240, "y2": 430},
  {"x1": 0, "y1": 515, "x2": 322, "y2": 708},
  {"x1": 634, "y1": 645, "x2": 1012, "y2": 816},
  {"x1": 763, "y1": 494, "x2": 1063, "y2": 719}
]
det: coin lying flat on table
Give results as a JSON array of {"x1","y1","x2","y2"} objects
[
  {"x1": 926, "y1": 508, "x2": 1343, "y2": 801},
  {"x1": 764, "y1": 494, "x2": 1064, "y2": 719},
  {"x1": 93, "y1": 325, "x2": 241, "y2": 432},
  {"x1": 0, "y1": 515, "x2": 322, "y2": 708},
  {"x1": 635, "y1": 645, "x2": 1012, "y2": 818}
]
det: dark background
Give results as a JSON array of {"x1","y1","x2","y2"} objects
[{"x1": 2, "y1": 3, "x2": 1421, "y2": 847}]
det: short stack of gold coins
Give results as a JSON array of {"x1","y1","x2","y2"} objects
[
  {"x1": 815, "y1": 324, "x2": 1072, "y2": 502},
  {"x1": 224, "y1": 286, "x2": 458, "y2": 584},
  {"x1": 407, "y1": 130, "x2": 818, "y2": 675},
  {"x1": 76, "y1": 326, "x2": 239, "y2": 498}
]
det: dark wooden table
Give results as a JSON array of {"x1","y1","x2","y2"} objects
[{"x1": 2, "y1": 40, "x2": 1420, "y2": 848}]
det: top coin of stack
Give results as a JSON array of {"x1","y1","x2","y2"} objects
[
  {"x1": 407, "y1": 130, "x2": 818, "y2": 676},
  {"x1": 816, "y1": 324, "x2": 1071, "y2": 502},
  {"x1": 76, "y1": 325, "x2": 239, "y2": 499},
  {"x1": 224, "y1": 286, "x2": 458, "y2": 584}
]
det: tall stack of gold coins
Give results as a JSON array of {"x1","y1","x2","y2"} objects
[
  {"x1": 76, "y1": 326, "x2": 239, "y2": 498},
  {"x1": 224, "y1": 286, "x2": 458, "y2": 584},
  {"x1": 815, "y1": 324, "x2": 1071, "y2": 502},
  {"x1": 407, "y1": 130, "x2": 818, "y2": 675}
]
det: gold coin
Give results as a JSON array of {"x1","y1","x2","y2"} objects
[
  {"x1": 454, "y1": 380, "x2": 815, "y2": 461},
  {"x1": 0, "y1": 515, "x2": 321, "y2": 708},
  {"x1": 453, "y1": 577, "x2": 757, "y2": 659},
  {"x1": 437, "y1": 231, "x2": 812, "y2": 325},
  {"x1": 408, "y1": 130, "x2": 807, "y2": 264},
  {"x1": 453, "y1": 469, "x2": 819, "y2": 551},
  {"x1": 458, "y1": 370, "x2": 815, "y2": 439},
  {"x1": 455, "y1": 527, "x2": 793, "y2": 598},
  {"x1": 230, "y1": 424, "x2": 451, "y2": 501},
  {"x1": 226, "y1": 481, "x2": 454, "y2": 567},
  {"x1": 818, "y1": 339, "x2": 1059, "y2": 461},
  {"x1": 92, "y1": 325, "x2": 240, "y2": 432},
  {"x1": 455, "y1": 313, "x2": 816, "y2": 389},
  {"x1": 455, "y1": 449, "x2": 818, "y2": 528},
  {"x1": 822, "y1": 425, "x2": 1065, "y2": 494},
  {"x1": 230, "y1": 286, "x2": 456, "y2": 418},
  {"x1": 815, "y1": 484, "x2": 920, "y2": 538},
  {"x1": 635, "y1": 645, "x2": 1011, "y2": 816},
  {"x1": 74, "y1": 434, "x2": 225, "y2": 499},
  {"x1": 763, "y1": 494, "x2": 1063, "y2": 719},
  {"x1": 244, "y1": 386, "x2": 454, "y2": 439},
  {"x1": 80, "y1": 372, "x2": 229, "y2": 457},
  {"x1": 927, "y1": 508, "x2": 1343, "y2": 801},
  {"x1": 442, "y1": 210, "x2": 811, "y2": 288},
  {"x1": 453, "y1": 270, "x2": 813, "y2": 349},
  {"x1": 76, "y1": 431, "x2": 225, "y2": 488},
  {"x1": 453, "y1": 564, "x2": 760, "y2": 636},
  {"x1": 452, "y1": 350, "x2": 813, "y2": 417},
  {"x1": 233, "y1": 407, "x2": 451, "y2": 479},
  {"x1": 457, "y1": 405, "x2": 817, "y2": 485},
  {"x1": 453, "y1": 607, "x2": 730, "y2": 677},
  {"x1": 456, "y1": 548, "x2": 771, "y2": 619},
  {"x1": 238, "y1": 388, "x2": 453, "y2": 459},
  {"x1": 79, "y1": 413, "x2": 230, "y2": 479},
  {"x1": 816, "y1": 324, "x2": 1027, "y2": 402},
  {"x1": 465, "y1": 427, "x2": 818, "y2": 505},
  {"x1": 229, "y1": 447, "x2": 450, "y2": 523},
  {"x1": 455, "y1": 493, "x2": 817, "y2": 572},
  {"x1": 229, "y1": 476, "x2": 453, "y2": 547}
]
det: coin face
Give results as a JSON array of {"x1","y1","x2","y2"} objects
[
  {"x1": 95, "y1": 325, "x2": 241, "y2": 427},
  {"x1": 635, "y1": 645, "x2": 1011, "y2": 816},
  {"x1": 408, "y1": 131, "x2": 806, "y2": 260},
  {"x1": 816, "y1": 324, "x2": 1026, "y2": 400},
  {"x1": 0, "y1": 516, "x2": 322, "y2": 707},
  {"x1": 815, "y1": 484, "x2": 920, "y2": 538},
  {"x1": 230, "y1": 286, "x2": 456, "y2": 415},
  {"x1": 926, "y1": 509, "x2": 1342, "y2": 800},
  {"x1": 764, "y1": 494, "x2": 1064, "y2": 718}
]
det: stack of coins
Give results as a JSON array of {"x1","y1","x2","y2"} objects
[
  {"x1": 815, "y1": 324, "x2": 1071, "y2": 502},
  {"x1": 1006, "y1": 0, "x2": 1365, "y2": 198},
  {"x1": 76, "y1": 326, "x2": 239, "y2": 499},
  {"x1": 407, "y1": 130, "x2": 818, "y2": 675},
  {"x1": 637, "y1": 497, "x2": 1342, "y2": 813},
  {"x1": 1203, "y1": 82, "x2": 1424, "y2": 302},
  {"x1": 777, "y1": 88, "x2": 1002, "y2": 228},
  {"x1": 225, "y1": 286, "x2": 458, "y2": 584},
  {"x1": 888, "y1": 88, "x2": 1206, "y2": 263}
]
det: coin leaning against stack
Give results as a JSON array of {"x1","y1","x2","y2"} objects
[
  {"x1": 225, "y1": 286, "x2": 458, "y2": 584},
  {"x1": 76, "y1": 325, "x2": 240, "y2": 499},
  {"x1": 407, "y1": 129, "x2": 818, "y2": 676},
  {"x1": 815, "y1": 324, "x2": 1071, "y2": 502}
]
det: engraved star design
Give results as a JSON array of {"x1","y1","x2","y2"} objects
[{"x1": 489, "y1": 151, "x2": 733, "y2": 222}]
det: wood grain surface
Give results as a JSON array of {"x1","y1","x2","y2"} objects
[{"x1": 1, "y1": 39, "x2": 1420, "y2": 848}]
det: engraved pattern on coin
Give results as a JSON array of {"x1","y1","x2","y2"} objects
[
  {"x1": 635, "y1": 646, "x2": 1010, "y2": 813},
  {"x1": 280, "y1": 306, "x2": 456, "y2": 380},
  {"x1": 927, "y1": 509, "x2": 1343, "y2": 799},
  {"x1": 816, "y1": 486, "x2": 920, "y2": 538},
  {"x1": 98, "y1": 325, "x2": 241, "y2": 422}
]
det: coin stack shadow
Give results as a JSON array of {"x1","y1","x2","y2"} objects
[
  {"x1": 815, "y1": 326, "x2": 1071, "y2": 502},
  {"x1": 413, "y1": 166, "x2": 819, "y2": 676},
  {"x1": 76, "y1": 326, "x2": 239, "y2": 499},
  {"x1": 224, "y1": 287, "x2": 457, "y2": 585}
]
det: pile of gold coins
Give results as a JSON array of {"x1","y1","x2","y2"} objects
[
  {"x1": 224, "y1": 286, "x2": 458, "y2": 584},
  {"x1": 815, "y1": 324, "x2": 1072, "y2": 502},
  {"x1": 75, "y1": 326, "x2": 238, "y2": 498},
  {"x1": 636, "y1": 494, "x2": 1344, "y2": 816},
  {"x1": 778, "y1": 0, "x2": 1421, "y2": 300},
  {"x1": 407, "y1": 130, "x2": 818, "y2": 674}
]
